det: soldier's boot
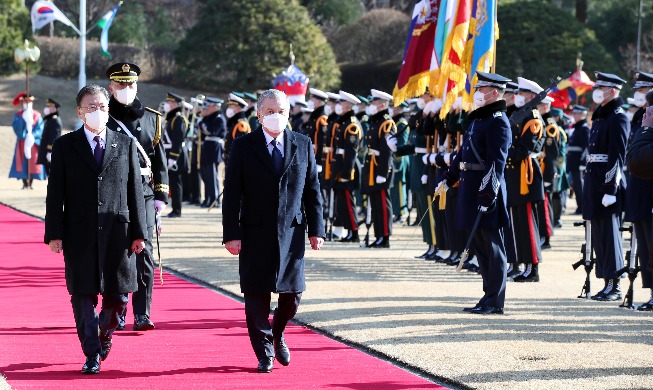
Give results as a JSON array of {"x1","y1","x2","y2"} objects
[
  {"x1": 116, "y1": 307, "x2": 126, "y2": 331},
  {"x1": 370, "y1": 236, "x2": 390, "y2": 248},
  {"x1": 416, "y1": 245, "x2": 434, "y2": 259},
  {"x1": 637, "y1": 290, "x2": 653, "y2": 311},
  {"x1": 513, "y1": 264, "x2": 539, "y2": 282},
  {"x1": 597, "y1": 279, "x2": 622, "y2": 301},
  {"x1": 591, "y1": 279, "x2": 611, "y2": 300},
  {"x1": 507, "y1": 264, "x2": 523, "y2": 280}
]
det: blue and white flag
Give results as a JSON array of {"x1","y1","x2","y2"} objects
[{"x1": 98, "y1": 2, "x2": 123, "y2": 59}]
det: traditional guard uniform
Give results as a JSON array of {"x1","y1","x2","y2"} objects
[
  {"x1": 504, "y1": 77, "x2": 545, "y2": 282},
  {"x1": 549, "y1": 107, "x2": 569, "y2": 228},
  {"x1": 361, "y1": 89, "x2": 396, "y2": 248},
  {"x1": 322, "y1": 92, "x2": 341, "y2": 192},
  {"x1": 105, "y1": 62, "x2": 169, "y2": 330},
  {"x1": 9, "y1": 93, "x2": 45, "y2": 187},
  {"x1": 441, "y1": 72, "x2": 512, "y2": 313},
  {"x1": 537, "y1": 96, "x2": 559, "y2": 249},
  {"x1": 584, "y1": 72, "x2": 629, "y2": 301},
  {"x1": 37, "y1": 98, "x2": 63, "y2": 175},
  {"x1": 566, "y1": 104, "x2": 590, "y2": 215},
  {"x1": 391, "y1": 103, "x2": 410, "y2": 222},
  {"x1": 199, "y1": 97, "x2": 227, "y2": 207},
  {"x1": 332, "y1": 91, "x2": 363, "y2": 242},
  {"x1": 224, "y1": 94, "x2": 252, "y2": 165},
  {"x1": 163, "y1": 92, "x2": 189, "y2": 218}
]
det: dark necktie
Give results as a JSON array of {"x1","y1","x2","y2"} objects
[
  {"x1": 94, "y1": 136, "x2": 105, "y2": 166},
  {"x1": 271, "y1": 139, "x2": 283, "y2": 175}
]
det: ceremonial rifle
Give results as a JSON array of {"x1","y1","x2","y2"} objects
[
  {"x1": 364, "y1": 195, "x2": 372, "y2": 247},
  {"x1": 509, "y1": 73, "x2": 570, "y2": 131},
  {"x1": 617, "y1": 224, "x2": 639, "y2": 309},
  {"x1": 327, "y1": 188, "x2": 335, "y2": 241},
  {"x1": 406, "y1": 189, "x2": 413, "y2": 226},
  {"x1": 572, "y1": 220, "x2": 594, "y2": 299}
]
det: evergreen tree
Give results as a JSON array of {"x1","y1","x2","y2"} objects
[
  {"x1": 301, "y1": 0, "x2": 364, "y2": 26},
  {"x1": 0, "y1": 0, "x2": 30, "y2": 76}
]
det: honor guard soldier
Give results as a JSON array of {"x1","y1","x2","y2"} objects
[
  {"x1": 322, "y1": 92, "x2": 341, "y2": 190},
  {"x1": 243, "y1": 92, "x2": 259, "y2": 131},
  {"x1": 361, "y1": 89, "x2": 396, "y2": 248},
  {"x1": 37, "y1": 98, "x2": 63, "y2": 175},
  {"x1": 224, "y1": 93, "x2": 252, "y2": 166},
  {"x1": 105, "y1": 62, "x2": 169, "y2": 330},
  {"x1": 390, "y1": 101, "x2": 410, "y2": 223},
  {"x1": 290, "y1": 99, "x2": 307, "y2": 131},
  {"x1": 503, "y1": 77, "x2": 545, "y2": 282},
  {"x1": 567, "y1": 104, "x2": 590, "y2": 215},
  {"x1": 163, "y1": 92, "x2": 189, "y2": 218},
  {"x1": 10, "y1": 93, "x2": 45, "y2": 188},
  {"x1": 305, "y1": 88, "x2": 329, "y2": 174},
  {"x1": 585, "y1": 72, "x2": 630, "y2": 301},
  {"x1": 439, "y1": 71, "x2": 512, "y2": 314},
  {"x1": 538, "y1": 96, "x2": 559, "y2": 248},
  {"x1": 332, "y1": 91, "x2": 363, "y2": 242},
  {"x1": 549, "y1": 106, "x2": 569, "y2": 228},
  {"x1": 199, "y1": 97, "x2": 227, "y2": 207}
]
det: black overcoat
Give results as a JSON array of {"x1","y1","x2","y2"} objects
[
  {"x1": 222, "y1": 128, "x2": 325, "y2": 294},
  {"x1": 44, "y1": 128, "x2": 147, "y2": 295}
]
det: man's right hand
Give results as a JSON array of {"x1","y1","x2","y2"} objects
[
  {"x1": 225, "y1": 240, "x2": 241, "y2": 255},
  {"x1": 49, "y1": 239, "x2": 63, "y2": 254}
]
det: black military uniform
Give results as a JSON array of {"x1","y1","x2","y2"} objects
[
  {"x1": 199, "y1": 97, "x2": 227, "y2": 207},
  {"x1": 391, "y1": 104, "x2": 410, "y2": 222},
  {"x1": 538, "y1": 105, "x2": 560, "y2": 248},
  {"x1": 441, "y1": 72, "x2": 512, "y2": 314},
  {"x1": 361, "y1": 90, "x2": 396, "y2": 248},
  {"x1": 105, "y1": 62, "x2": 169, "y2": 331},
  {"x1": 37, "y1": 98, "x2": 63, "y2": 175},
  {"x1": 224, "y1": 94, "x2": 252, "y2": 166},
  {"x1": 163, "y1": 92, "x2": 189, "y2": 218},
  {"x1": 566, "y1": 105, "x2": 590, "y2": 215},
  {"x1": 583, "y1": 72, "x2": 629, "y2": 301},
  {"x1": 322, "y1": 92, "x2": 341, "y2": 191},
  {"x1": 243, "y1": 92, "x2": 259, "y2": 132}
]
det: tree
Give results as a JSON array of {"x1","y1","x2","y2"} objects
[
  {"x1": 0, "y1": 0, "x2": 30, "y2": 76},
  {"x1": 175, "y1": 0, "x2": 340, "y2": 91},
  {"x1": 301, "y1": 0, "x2": 364, "y2": 26}
]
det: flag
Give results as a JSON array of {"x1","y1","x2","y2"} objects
[
  {"x1": 31, "y1": 0, "x2": 77, "y2": 33},
  {"x1": 99, "y1": 2, "x2": 123, "y2": 59},
  {"x1": 432, "y1": 0, "x2": 455, "y2": 89},
  {"x1": 558, "y1": 69, "x2": 595, "y2": 97},
  {"x1": 462, "y1": 0, "x2": 498, "y2": 107},
  {"x1": 392, "y1": 0, "x2": 442, "y2": 105}
]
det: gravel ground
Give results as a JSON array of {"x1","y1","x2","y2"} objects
[{"x1": 1, "y1": 112, "x2": 652, "y2": 388}]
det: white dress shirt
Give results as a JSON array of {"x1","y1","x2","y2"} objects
[
  {"x1": 263, "y1": 130, "x2": 285, "y2": 158},
  {"x1": 83, "y1": 127, "x2": 107, "y2": 154}
]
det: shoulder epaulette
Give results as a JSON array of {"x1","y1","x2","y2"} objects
[
  {"x1": 615, "y1": 107, "x2": 624, "y2": 115},
  {"x1": 232, "y1": 120, "x2": 251, "y2": 139},
  {"x1": 146, "y1": 107, "x2": 163, "y2": 147},
  {"x1": 493, "y1": 111, "x2": 502, "y2": 118}
]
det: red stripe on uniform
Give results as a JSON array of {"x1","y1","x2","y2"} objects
[
  {"x1": 381, "y1": 191, "x2": 389, "y2": 236},
  {"x1": 345, "y1": 190, "x2": 357, "y2": 232},
  {"x1": 526, "y1": 202, "x2": 539, "y2": 265},
  {"x1": 543, "y1": 196, "x2": 553, "y2": 237}
]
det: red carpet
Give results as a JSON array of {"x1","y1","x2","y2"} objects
[{"x1": 0, "y1": 204, "x2": 444, "y2": 389}]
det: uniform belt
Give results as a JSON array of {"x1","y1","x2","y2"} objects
[
  {"x1": 367, "y1": 148, "x2": 380, "y2": 156},
  {"x1": 459, "y1": 162, "x2": 485, "y2": 171},
  {"x1": 204, "y1": 136, "x2": 222, "y2": 142},
  {"x1": 336, "y1": 148, "x2": 345, "y2": 155},
  {"x1": 323, "y1": 147, "x2": 333, "y2": 153},
  {"x1": 587, "y1": 154, "x2": 609, "y2": 163},
  {"x1": 415, "y1": 147, "x2": 427, "y2": 154},
  {"x1": 567, "y1": 146, "x2": 584, "y2": 152},
  {"x1": 529, "y1": 152, "x2": 543, "y2": 159},
  {"x1": 140, "y1": 167, "x2": 151, "y2": 177}
]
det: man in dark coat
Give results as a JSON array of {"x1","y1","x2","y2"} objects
[
  {"x1": 566, "y1": 105, "x2": 590, "y2": 215},
  {"x1": 105, "y1": 62, "x2": 169, "y2": 332},
  {"x1": 37, "y1": 98, "x2": 63, "y2": 175},
  {"x1": 222, "y1": 89, "x2": 325, "y2": 373},
  {"x1": 44, "y1": 84, "x2": 147, "y2": 374},
  {"x1": 162, "y1": 92, "x2": 189, "y2": 218},
  {"x1": 584, "y1": 72, "x2": 629, "y2": 301},
  {"x1": 439, "y1": 71, "x2": 512, "y2": 314}
]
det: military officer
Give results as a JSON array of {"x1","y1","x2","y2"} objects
[
  {"x1": 243, "y1": 92, "x2": 259, "y2": 131},
  {"x1": 199, "y1": 97, "x2": 227, "y2": 207},
  {"x1": 439, "y1": 71, "x2": 512, "y2": 314},
  {"x1": 391, "y1": 101, "x2": 410, "y2": 223},
  {"x1": 224, "y1": 93, "x2": 252, "y2": 167},
  {"x1": 105, "y1": 62, "x2": 169, "y2": 330},
  {"x1": 584, "y1": 72, "x2": 629, "y2": 301},
  {"x1": 290, "y1": 99, "x2": 307, "y2": 131},
  {"x1": 163, "y1": 92, "x2": 189, "y2": 218},
  {"x1": 37, "y1": 98, "x2": 63, "y2": 175},
  {"x1": 566, "y1": 105, "x2": 590, "y2": 215},
  {"x1": 537, "y1": 96, "x2": 558, "y2": 249},
  {"x1": 361, "y1": 89, "x2": 396, "y2": 248},
  {"x1": 549, "y1": 107, "x2": 568, "y2": 228}
]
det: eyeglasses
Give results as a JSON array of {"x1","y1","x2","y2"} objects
[{"x1": 80, "y1": 104, "x2": 109, "y2": 112}]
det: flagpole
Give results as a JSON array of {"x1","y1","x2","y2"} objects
[
  {"x1": 78, "y1": 0, "x2": 87, "y2": 92},
  {"x1": 491, "y1": 0, "x2": 497, "y2": 72}
]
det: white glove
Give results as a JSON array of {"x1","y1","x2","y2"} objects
[
  {"x1": 443, "y1": 153, "x2": 451, "y2": 165},
  {"x1": 167, "y1": 158, "x2": 177, "y2": 171},
  {"x1": 428, "y1": 154, "x2": 437, "y2": 164},
  {"x1": 375, "y1": 175, "x2": 387, "y2": 184},
  {"x1": 438, "y1": 145, "x2": 446, "y2": 153},
  {"x1": 338, "y1": 178, "x2": 349, "y2": 182},
  {"x1": 421, "y1": 174, "x2": 428, "y2": 185},
  {"x1": 217, "y1": 138, "x2": 225, "y2": 147},
  {"x1": 386, "y1": 136, "x2": 397, "y2": 152},
  {"x1": 154, "y1": 200, "x2": 167, "y2": 214},
  {"x1": 422, "y1": 154, "x2": 430, "y2": 165},
  {"x1": 316, "y1": 164, "x2": 323, "y2": 173},
  {"x1": 46, "y1": 152, "x2": 51, "y2": 162},
  {"x1": 544, "y1": 182, "x2": 552, "y2": 187},
  {"x1": 602, "y1": 194, "x2": 617, "y2": 207},
  {"x1": 423, "y1": 102, "x2": 432, "y2": 115},
  {"x1": 479, "y1": 206, "x2": 489, "y2": 213},
  {"x1": 436, "y1": 179, "x2": 448, "y2": 193}
]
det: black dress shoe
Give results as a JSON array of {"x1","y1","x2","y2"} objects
[
  {"x1": 134, "y1": 314, "x2": 155, "y2": 331},
  {"x1": 257, "y1": 356, "x2": 274, "y2": 373},
  {"x1": 274, "y1": 338, "x2": 291, "y2": 366},
  {"x1": 167, "y1": 211, "x2": 181, "y2": 218},
  {"x1": 637, "y1": 301, "x2": 653, "y2": 311},
  {"x1": 82, "y1": 354, "x2": 101, "y2": 374},
  {"x1": 369, "y1": 237, "x2": 390, "y2": 248},
  {"x1": 596, "y1": 284, "x2": 622, "y2": 301},
  {"x1": 513, "y1": 273, "x2": 539, "y2": 282},
  {"x1": 463, "y1": 304, "x2": 481, "y2": 312},
  {"x1": 99, "y1": 332, "x2": 112, "y2": 361},
  {"x1": 415, "y1": 250, "x2": 431, "y2": 259},
  {"x1": 469, "y1": 306, "x2": 504, "y2": 315},
  {"x1": 507, "y1": 267, "x2": 522, "y2": 280}
]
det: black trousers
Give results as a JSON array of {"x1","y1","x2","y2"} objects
[
  {"x1": 131, "y1": 196, "x2": 155, "y2": 317},
  {"x1": 336, "y1": 189, "x2": 358, "y2": 231},
  {"x1": 71, "y1": 293, "x2": 128, "y2": 357},
  {"x1": 200, "y1": 162, "x2": 219, "y2": 205},
  {"x1": 570, "y1": 170, "x2": 583, "y2": 212},
  {"x1": 445, "y1": 188, "x2": 464, "y2": 252},
  {"x1": 370, "y1": 188, "x2": 392, "y2": 239},
  {"x1": 244, "y1": 292, "x2": 301, "y2": 360},
  {"x1": 472, "y1": 227, "x2": 507, "y2": 309},
  {"x1": 415, "y1": 188, "x2": 435, "y2": 245},
  {"x1": 169, "y1": 170, "x2": 183, "y2": 215},
  {"x1": 188, "y1": 162, "x2": 201, "y2": 203},
  {"x1": 634, "y1": 219, "x2": 653, "y2": 289},
  {"x1": 591, "y1": 214, "x2": 624, "y2": 279},
  {"x1": 507, "y1": 203, "x2": 541, "y2": 265}
]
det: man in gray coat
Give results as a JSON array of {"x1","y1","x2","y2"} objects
[
  {"x1": 222, "y1": 89, "x2": 325, "y2": 373},
  {"x1": 45, "y1": 84, "x2": 147, "y2": 374}
]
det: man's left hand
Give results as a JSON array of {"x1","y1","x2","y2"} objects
[
  {"x1": 309, "y1": 236, "x2": 324, "y2": 250},
  {"x1": 131, "y1": 239, "x2": 145, "y2": 254}
]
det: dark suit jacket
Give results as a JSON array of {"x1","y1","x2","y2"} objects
[
  {"x1": 44, "y1": 127, "x2": 147, "y2": 295},
  {"x1": 222, "y1": 128, "x2": 324, "y2": 294}
]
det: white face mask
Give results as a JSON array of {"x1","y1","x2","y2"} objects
[
  {"x1": 324, "y1": 105, "x2": 333, "y2": 116},
  {"x1": 334, "y1": 104, "x2": 343, "y2": 116},
  {"x1": 262, "y1": 113, "x2": 288, "y2": 134},
  {"x1": 226, "y1": 107, "x2": 236, "y2": 118},
  {"x1": 84, "y1": 109, "x2": 109, "y2": 132},
  {"x1": 307, "y1": 100, "x2": 315, "y2": 110},
  {"x1": 416, "y1": 98, "x2": 426, "y2": 109},
  {"x1": 162, "y1": 102, "x2": 171, "y2": 113},
  {"x1": 473, "y1": 91, "x2": 491, "y2": 108},
  {"x1": 592, "y1": 89, "x2": 605, "y2": 105},
  {"x1": 366, "y1": 104, "x2": 378, "y2": 116},
  {"x1": 115, "y1": 87, "x2": 137, "y2": 105},
  {"x1": 352, "y1": 105, "x2": 360, "y2": 114},
  {"x1": 514, "y1": 95, "x2": 526, "y2": 108},
  {"x1": 634, "y1": 91, "x2": 647, "y2": 107},
  {"x1": 43, "y1": 107, "x2": 52, "y2": 116}
]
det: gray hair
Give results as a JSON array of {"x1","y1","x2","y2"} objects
[
  {"x1": 257, "y1": 89, "x2": 290, "y2": 111},
  {"x1": 76, "y1": 84, "x2": 110, "y2": 107}
]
